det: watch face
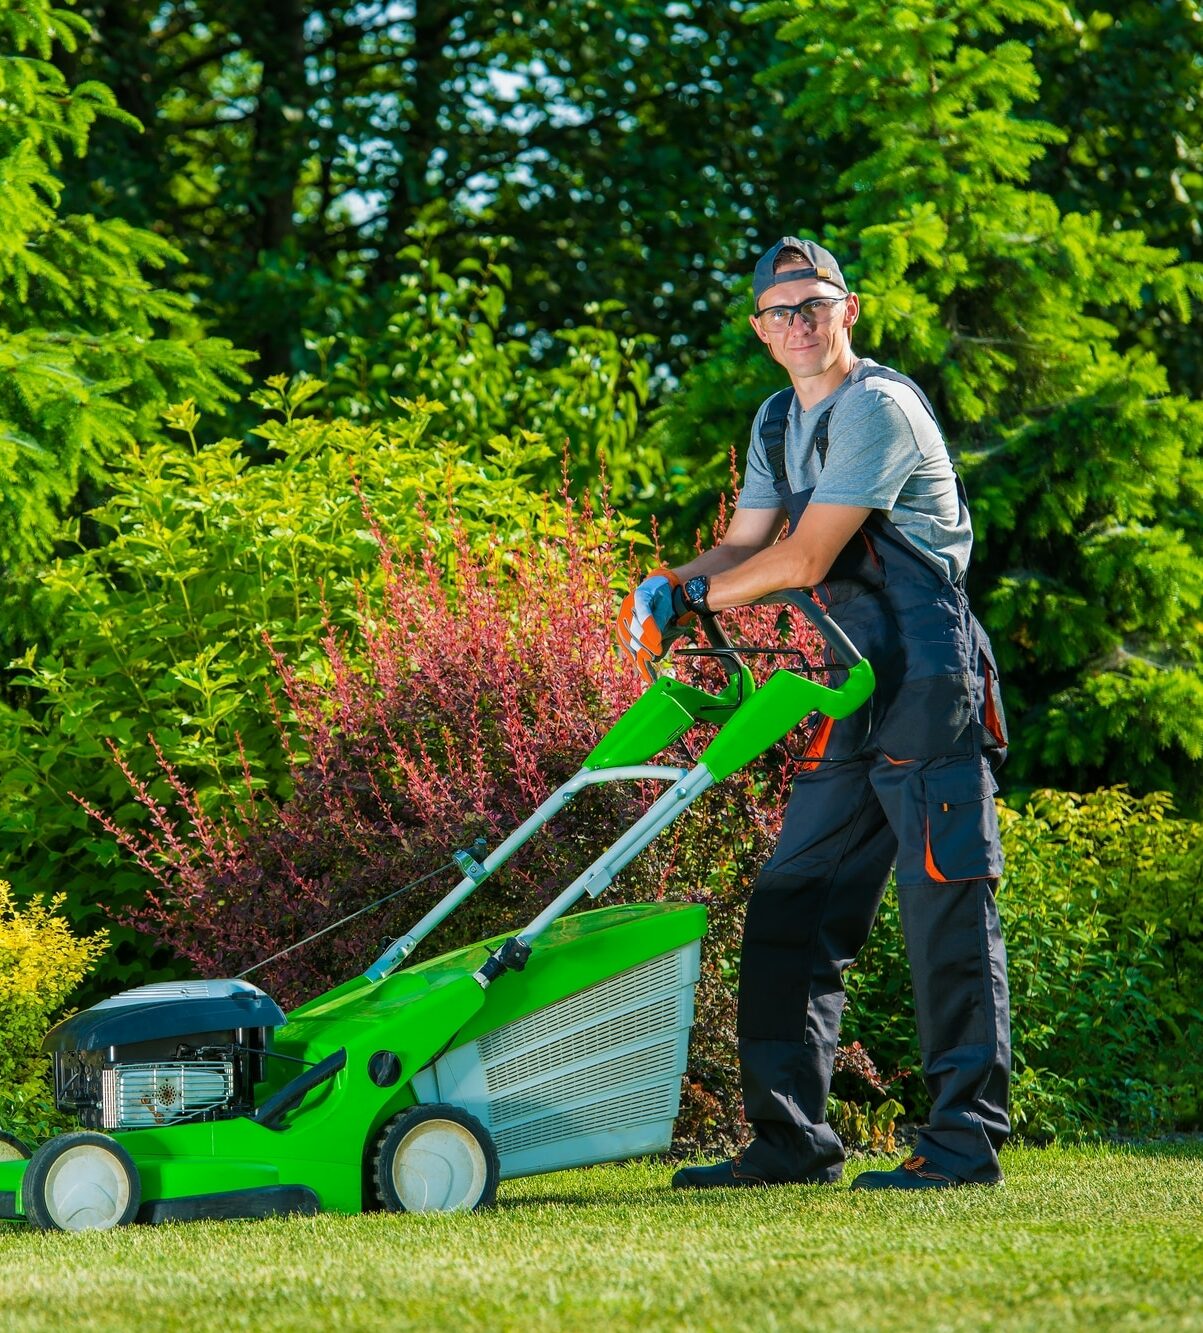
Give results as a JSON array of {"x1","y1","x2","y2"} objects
[{"x1": 685, "y1": 576, "x2": 709, "y2": 611}]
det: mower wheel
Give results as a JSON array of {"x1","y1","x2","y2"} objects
[
  {"x1": 23, "y1": 1132, "x2": 141, "y2": 1232},
  {"x1": 372, "y1": 1104, "x2": 499, "y2": 1214},
  {"x1": 0, "y1": 1131, "x2": 32, "y2": 1162}
]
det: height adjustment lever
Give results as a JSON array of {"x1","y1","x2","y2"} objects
[{"x1": 475, "y1": 935, "x2": 532, "y2": 986}]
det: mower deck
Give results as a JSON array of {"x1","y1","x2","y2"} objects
[{"x1": 1, "y1": 902, "x2": 705, "y2": 1225}]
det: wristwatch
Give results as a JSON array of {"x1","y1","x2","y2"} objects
[{"x1": 680, "y1": 574, "x2": 711, "y2": 615}]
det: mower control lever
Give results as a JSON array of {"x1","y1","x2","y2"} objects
[
  {"x1": 697, "y1": 611, "x2": 741, "y2": 677},
  {"x1": 692, "y1": 598, "x2": 862, "y2": 675},
  {"x1": 253, "y1": 1047, "x2": 347, "y2": 1130}
]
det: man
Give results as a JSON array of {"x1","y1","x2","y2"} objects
[{"x1": 617, "y1": 237, "x2": 1011, "y2": 1190}]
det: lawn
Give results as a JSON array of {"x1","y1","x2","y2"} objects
[{"x1": 1, "y1": 1142, "x2": 1200, "y2": 1332}]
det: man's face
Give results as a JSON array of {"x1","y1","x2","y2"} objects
[{"x1": 749, "y1": 277, "x2": 859, "y2": 380}]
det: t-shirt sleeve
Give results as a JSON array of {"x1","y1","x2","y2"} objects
[
  {"x1": 736, "y1": 400, "x2": 785, "y2": 510},
  {"x1": 809, "y1": 385, "x2": 923, "y2": 510}
]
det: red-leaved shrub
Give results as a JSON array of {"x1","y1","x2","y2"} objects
[{"x1": 84, "y1": 482, "x2": 891, "y2": 1150}]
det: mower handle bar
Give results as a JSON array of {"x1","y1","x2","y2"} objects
[
  {"x1": 365, "y1": 592, "x2": 868, "y2": 987},
  {"x1": 696, "y1": 590, "x2": 862, "y2": 672}
]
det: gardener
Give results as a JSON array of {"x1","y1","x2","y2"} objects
[{"x1": 617, "y1": 237, "x2": 1011, "y2": 1190}]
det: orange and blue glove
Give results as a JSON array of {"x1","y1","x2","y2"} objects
[{"x1": 616, "y1": 568, "x2": 687, "y2": 684}]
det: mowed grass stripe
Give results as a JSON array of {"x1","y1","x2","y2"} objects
[{"x1": 1, "y1": 1143, "x2": 1200, "y2": 1332}]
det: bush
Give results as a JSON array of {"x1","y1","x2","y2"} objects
[
  {"x1": 1, "y1": 276, "x2": 652, "y2": 993},
  {"x1": 0, "y1": 880, "x2": 107, "y2": 1144},
  {"x1": 1004, "y1": 787, "x2": 1203, "y2": 1133},
  {"x1": 841, "y1": 788, "x2": 1203, "y2": 1138},
  {"x1": 312, "y1": 239, "x2": 658, "y2": 505}
]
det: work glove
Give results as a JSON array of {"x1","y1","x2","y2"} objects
[{"x1": 616, "y1": 568, "x2": 687, "y2": 684}]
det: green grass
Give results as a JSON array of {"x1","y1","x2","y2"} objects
[{"x1": 2, "y1": 1143, "x2": 1201, "y2": 1332}]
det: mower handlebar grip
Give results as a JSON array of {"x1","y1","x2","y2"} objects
[{"x1": 759, "y1": 590, "x2": 864, "y2": 667}]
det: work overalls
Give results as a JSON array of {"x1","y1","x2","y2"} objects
[{"x1": 736, "y1": 363, "x2": 1012, "y2": 1184}]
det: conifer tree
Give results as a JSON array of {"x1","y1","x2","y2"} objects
[
  {"x1": 0, "y1": 0, "x2": 251, "y2": 573},
  {"x1": 654, "y1": 0, "x2": 1203, "y2": 807}
]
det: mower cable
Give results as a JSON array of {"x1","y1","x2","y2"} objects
[
  {"x1": 236, "y1": 854, "x2": 469, "y2": 979},
  {"x1": 674, "y1": 646, "x2": 836, "y2": 673}
]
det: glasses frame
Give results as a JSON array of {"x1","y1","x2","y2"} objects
[{"x1": 754, "y1": 295, "x2": 849, "y2": 334}]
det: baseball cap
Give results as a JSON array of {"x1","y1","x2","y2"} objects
[{"x1": 753, "y1": 237, "x2": 849, "y2": 305}]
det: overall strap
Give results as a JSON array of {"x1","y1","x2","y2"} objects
[
  {"x1": 760, "y1": 387, "x2": 795, "y2": 486},
  {"x1": 850, "y1": 363, "x2": 969, "y2": 589},
  {"x1": 813, "y1": 406, "x2": 836, "y2": 467}
]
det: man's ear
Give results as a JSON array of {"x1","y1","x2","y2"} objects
[
  {"x1": 749, "y1": 312, "x2": 771, "y2": 345},
  {"x1": 845, "y1": 293, "x2": 860, "y2": 328}
]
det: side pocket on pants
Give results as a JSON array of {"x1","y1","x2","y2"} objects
[{"x1": 920, "y1": 759, "x2": 1004, "y2": 883}]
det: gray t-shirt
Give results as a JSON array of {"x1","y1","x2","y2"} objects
[{"x1": 737, "y1": 358, "x2": 972, "y2": 582}]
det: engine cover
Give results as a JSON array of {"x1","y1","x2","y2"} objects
[
  {"x1": 43, "y1": 979, "x2": 287, "y2": 1129},
  {"x1": 43, "y1": 979, "x2": 286, "y2": 1053}
]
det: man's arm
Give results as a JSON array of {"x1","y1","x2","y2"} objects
[
  {"x1": 673, "y1": 505, "x2": 788, "y2": 580},
  {"x1": 685, "y1": 502, "x2": 872, "y2": 611}
]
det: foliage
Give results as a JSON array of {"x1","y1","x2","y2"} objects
[
  {"x1": 0, "y1": 366, "x2": 632, "y2": 989},
  {"x1": 1027, "y1": 1, "x2": 1203, "y2": 398},
  {"x1": 653, "y1": 0, "x2": 1203, "y2": 809},
  {"x1": 842, "y1": 787, "x2": 1203, "y2": 1138},
  {"x1": 1017, "y1": 786, "x2": 1203, "y2": 1024},
  {"x1": 58, "y1": 1, "x2": 1203, "y2": 405},
  {"x1": 824, "y1": 1039, "x2": 907, "y2": 1153},
  {"x1": 0, "y1": 0, "x2": 251, "y2": 580},
  {"x1": 309, "y1": 236, "x2": 659, "y2": 504},
  {"x1": 0, "y1": 880, "x2": 107, "y2": 1145},
  {"x1": 825, "y1": 1096, "x2": 905, "y2": 1156},
  {"x1": 58, "y1": 0, "x2": 814, "y2": 385},
  {"x1": 79, "y1": 489, "x2": 651, "y2": 999},
  {"x1": 0, "y1": 245, "x2": 665, "y2": 992}
]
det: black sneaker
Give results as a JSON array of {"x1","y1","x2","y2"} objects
[{"x1": 850, "y1": 1155, "x2": 975, "y2": 1191}]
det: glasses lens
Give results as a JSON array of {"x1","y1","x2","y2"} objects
[
  {"x1": 758, "y1": 297, "x2": 845, "y2": 333},
  {"x1": 802, "y1": 298, "x2": 843, "y2": 325}
]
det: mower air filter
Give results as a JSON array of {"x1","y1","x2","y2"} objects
[
  {"x1": 411, "y1": 943, "x2": 700, "y2": 1178},
  {"x1": 100, "y1": 1062, "x2": 235, "y2": 1129}
]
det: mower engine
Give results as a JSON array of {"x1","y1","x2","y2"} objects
[{"x1": 42, "y1": 980, "x2": 287, "y2": 1131}]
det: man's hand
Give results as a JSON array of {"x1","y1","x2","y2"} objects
[{"x1": 616, "y1": 568, "x2": 684, "y2": 684}]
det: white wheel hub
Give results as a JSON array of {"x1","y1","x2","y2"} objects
[
  {"x1": 391, "y1": 1119, "x2": 488, "y2": 1212},
  {"x1": 41, "y1": 1144, "x2": 134, "y2": 1231}
]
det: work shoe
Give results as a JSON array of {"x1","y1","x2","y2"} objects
[
  {"x1": 850, "y1": 1154, "x2": 970, "y2": 1191},
  {"x1": 672, "y1": 1154, "x2": 838, "y2": 1190},
  {"x1": 672, "y1": 1156, "x2": 771, "y2": 1189}
]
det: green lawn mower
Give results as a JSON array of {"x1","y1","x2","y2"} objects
[{"x1": 0, "y1": 595, "x2": 872, "y2": 1231}]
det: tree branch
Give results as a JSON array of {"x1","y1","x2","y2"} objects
[
  {"x1": 167, "y1": 40, "x2": 244, "y2": 85},
  {"x1": 443, "y1": 84, "x2": 680, "y2": 196}
]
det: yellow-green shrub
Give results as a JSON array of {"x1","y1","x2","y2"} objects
[{"x1": 0, "y1": 881, "x2": 107, "y2": 1143}]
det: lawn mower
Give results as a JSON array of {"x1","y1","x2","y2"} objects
[{"x1": 0, "y1": 593, "x2": 873, "y2": 1230}]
